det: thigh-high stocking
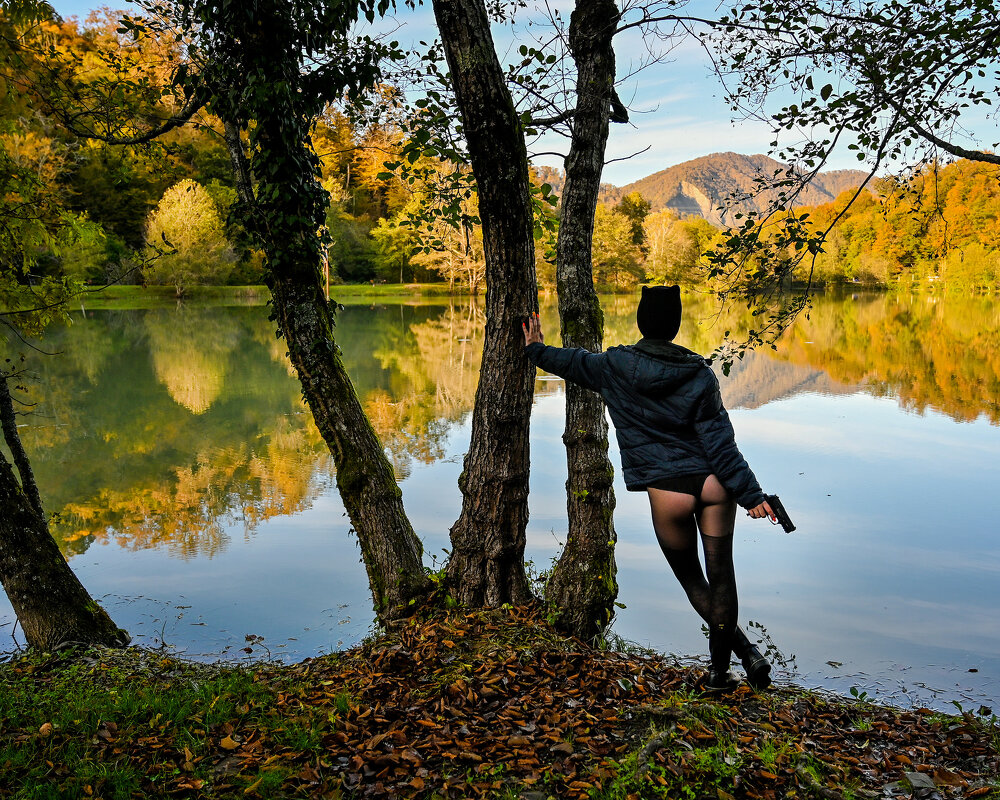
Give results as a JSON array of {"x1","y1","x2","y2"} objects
[{"x1": 648, "y1": 475, "x2": 738, "y2": 672}]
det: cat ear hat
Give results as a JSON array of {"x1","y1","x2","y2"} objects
[{"x1": 636, "y1": 284, "x2": 681, "y2": 341}]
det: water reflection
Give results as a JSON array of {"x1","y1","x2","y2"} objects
[
  {"x1": 5, "y1": 291, "x2": 1000, "y2": 556},
  {"x1": 1, "y1": 290, "x2": 998, "y2": 708},
  {"x1": 7, "y1": 308, "x2": 332, "y2": 559}
]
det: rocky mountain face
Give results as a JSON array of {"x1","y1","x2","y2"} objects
[{"x1": 538, "y1": 153, "x2": 869, "y2": 226}]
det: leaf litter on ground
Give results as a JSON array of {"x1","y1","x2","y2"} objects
[{"x1": 1, "y1": 603, "x2": 998, "y2": 799}]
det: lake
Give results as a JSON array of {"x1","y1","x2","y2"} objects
[{"x1": 1, "y1": 289, "x2": 998, "y2": 712}]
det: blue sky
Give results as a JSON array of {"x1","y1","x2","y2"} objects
[{"x1": 47, "y1": 0, "x2": 974, "y2": 186}]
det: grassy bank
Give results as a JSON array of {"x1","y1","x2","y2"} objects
[
  {"x1": 77, "y1": 285, "x2": 272, "y2": 309},
  {"x1": 2, "y1": 606, "x2": 997, "y2": 800},
  {"x1": 74, "y1": 283, "x2": 468, "y2": 310}
]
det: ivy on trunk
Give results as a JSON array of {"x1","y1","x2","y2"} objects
[{"x1": 187, "y1": 0, "x2": 431, "y2": 620}]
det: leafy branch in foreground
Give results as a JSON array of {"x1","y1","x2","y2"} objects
[{"x1": 693, "y1": 0, "x2": 1000, "y2": 366}]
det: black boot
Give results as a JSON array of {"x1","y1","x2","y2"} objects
[
  {"x1": 732, "y1": 626, "x2": 772, "y2": 690},
  {"x1": 706, "y1": 624, "x2": 739, "y2": 691}
]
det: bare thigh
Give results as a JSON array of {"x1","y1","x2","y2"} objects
[{"x1": 696, "y1": 474, "x2": 737, "y2": 538}]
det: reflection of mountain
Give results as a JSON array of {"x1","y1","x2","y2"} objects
[{"x1": 717, "y1": 350, "x2": 858, "y2": 410}]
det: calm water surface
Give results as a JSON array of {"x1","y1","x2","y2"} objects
[{"x1": 1, "y1": 291, "x2": 998, "y2": 712}]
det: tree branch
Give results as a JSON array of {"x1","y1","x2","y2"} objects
[
  {"x1": 55, "y1": 84, "x2": 209, "y2": 146},
  {"x1": 531, "y1": 108, "x2": 576, "y2": 127},
  {"x1": 879, "y1": 96, "x2": 1000, "y2": 166}
]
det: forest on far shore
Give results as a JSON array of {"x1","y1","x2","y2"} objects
[{"x1": 10, "y1": 12, "x2": 1000, "y2": 296}]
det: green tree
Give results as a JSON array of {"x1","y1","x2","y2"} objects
[
  {"x1": 144, "y1": 179, "x2": 235, "y2": 296},
  {"x1": 0, "y1": 0, "x2": 129, "y2": 651},
  {"x1": 615, "y1": 190, "x2": 651, "y2": 247},
  {"x1": 592, "y1": 203, "x2": 643, "y2": 289},
  {"x1": 370, "y1": 216, "x2": 418, "y2": 284},
  {"x1": 325, "y1": 205, "x2": 376, "y2": 282}
]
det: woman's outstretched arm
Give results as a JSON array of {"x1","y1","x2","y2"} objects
[{"x1": 522, "y1": 313, "x2": 608, "y2": 393}]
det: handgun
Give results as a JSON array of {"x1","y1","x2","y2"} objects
[{"x1": 764, "y1": 494, "x2": 796, "y2": 533}]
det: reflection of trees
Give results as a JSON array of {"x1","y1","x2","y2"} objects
[
  {"x1": 13, "y1": 293, "x2": 997, "y2": 565},
  {"x1": 779, "y1": 292, "x2": 1000, "y2": 424},
  {"x1": 366, "y1": 303, "x2": 484, "y2": 475},
  {"x1": 145, "y1": 307, "x2": 240, "y2": 414},
  {"x1": 16, "y1": 308, "x2": 332, "y2": 560},
  {"x1": 551, "y1": 290, "x2": 1000, "y2": 424}
]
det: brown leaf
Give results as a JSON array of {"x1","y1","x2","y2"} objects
[
  {"x1": 931, "y1": 768, "x2": 966, "y2": 788},
  {"x1": 38, "y1": 723, "x2": 53, "y2": 737},
  {"x1": 220, "y1": 735, "x2": 241, "y2": 750}
]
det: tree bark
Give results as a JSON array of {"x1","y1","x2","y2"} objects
[
  {"x1": 0, "y1": 375, "x2": 129, "y2": 650},
  {"x1": 216, "y1": 8, "x2": 430, "y2": 621},
  {"x1": 432, "y1": 0, "x2": 538, "y2": 606},
  {"x1": 544, "y1": 0, "x2": 621, "y2": 641}
]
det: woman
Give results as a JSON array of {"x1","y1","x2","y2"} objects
[{"x1": 523, "y1": 285, "x2": 775, "y2": 690}]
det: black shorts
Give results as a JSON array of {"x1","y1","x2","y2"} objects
[{"x1": 644, "y1": 473, "x2": 710, "y2": 497}]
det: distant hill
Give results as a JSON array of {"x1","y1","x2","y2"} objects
[{"x1": 537, "y1": 153, "x2": 869, "y2": 227}]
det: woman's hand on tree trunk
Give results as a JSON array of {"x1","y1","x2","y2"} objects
[{"x1": 522, "y1": 313, "x2": 544, "y2": 346}]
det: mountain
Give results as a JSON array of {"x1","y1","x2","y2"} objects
[{"x1": 579, "y1": 152, "x2": 869, "y2": 226}]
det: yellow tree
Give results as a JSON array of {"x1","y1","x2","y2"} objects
[{"x1": 144, "y1": 179, "x2": 235, "y2": 296}]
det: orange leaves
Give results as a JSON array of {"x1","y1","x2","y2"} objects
[{"x1": 3, "y1": 606, "x2": 997, "y2": 800}]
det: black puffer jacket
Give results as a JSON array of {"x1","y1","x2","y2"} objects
[{"x1": 526, "y1": 338, "x2": 765, "y2": 509}]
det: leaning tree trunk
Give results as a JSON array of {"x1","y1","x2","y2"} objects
[
  {"x1": 544, "y1": 0, "x2": 621, "y2": 641},
  {"x1": 433, "y1": 0, "x2": 538, "y2": 606},
  {"x1": 215, "y1": 9, "x2": 429, "y2": 621},
  {"x1": 0, "y1": 376, "x2": 128, "y2": 650}
]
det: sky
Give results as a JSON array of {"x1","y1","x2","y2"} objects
[{"x1": 45, "y1": 0, "x2": 989, "y2": 187}]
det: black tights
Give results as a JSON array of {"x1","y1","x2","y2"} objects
[{"x1": 648, "y1": 475, "x2": 738, "y2": 672}]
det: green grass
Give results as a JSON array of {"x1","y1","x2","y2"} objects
[
  {"x1": 0, "y1": 649, "x2": 286, "y2": 799},
  {"x1": 75, "y1": 284, "x2": 271, "y2": 308},
  {"x1": 70, "y1": 282, "x2": 470, "y2": 310}
]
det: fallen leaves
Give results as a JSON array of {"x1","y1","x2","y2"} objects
[{"x1": 1, "y1": 605, "x2": 998, "y2": 800}]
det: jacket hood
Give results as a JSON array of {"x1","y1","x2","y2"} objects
[{"x1": 609, "y1": 339, "x2": 707, "y2": 395}]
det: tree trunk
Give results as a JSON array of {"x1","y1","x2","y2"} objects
[
  {"x1": 544, "y1": 0, "x2": 621, "y2": 641},
  {"x1": 217, "y1": 12, "x2": 430, "y2": 621},
  {"x1": 0, "y1": 376, "x2": 128, "y2": 650},
  {"x1": 433, "y1": 0, "x2": 538, "y2": 606}
]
